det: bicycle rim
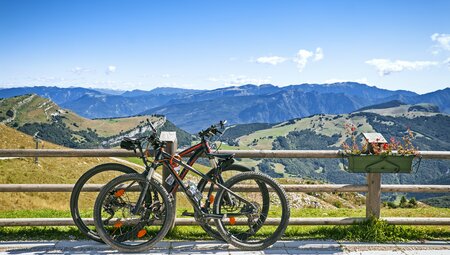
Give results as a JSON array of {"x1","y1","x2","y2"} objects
[
  {"x1": 93, "y1": 173, "x2": 175, "y2": 252},
  {"x1": 213, "y1": 172, "x2": 290, "y2": 250}
]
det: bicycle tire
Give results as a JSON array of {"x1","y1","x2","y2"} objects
[
  {"x1": 93, "y1": 173, "x2": 175, "y2": 252},
  {"x1": 196, "y1": 164, "x2": 269, "y2": 241},
  {"x1": 213, "y1": 171, "x2": 290, "y2": 250},
  {"x1": 70, "y1": 163, "x2": 138, "y2": 242}
]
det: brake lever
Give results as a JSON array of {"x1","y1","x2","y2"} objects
[{"x1": 146, "y1": 118, "x2": 157, "y2": 133}]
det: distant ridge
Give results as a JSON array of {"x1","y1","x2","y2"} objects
[
  {"x1": 121, "y1": 87, "x2": 205, "y2": 97},
  {"x1": 0, "y1": 94, "x2": 192, "y2": 148},
  {"x1": 1, "y1": 83, "x2": 449, "y2": 132},
  {"x1": 356, "y1": 100, "x2": 406, "y2": 112}
]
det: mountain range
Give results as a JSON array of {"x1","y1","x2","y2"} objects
[
  {"x1": 0, "y1": 94, "x2": 192, "y2": 148},
  {"x1": 218, "y1": 102, "x2": 450, "y2": 199},
  {"x1": 1, "y1": 83, "x2": 449, "y2": 132},
  {"x1": 1, "y1": 91, "x2": 449, "y2": 201}
]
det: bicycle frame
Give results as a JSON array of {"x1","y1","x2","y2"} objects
[
  {"x1": 160, "y1": 150, "x2": 254, "y2": 218},
  {"x1": 136, "y1": 139, "x2": 255, "y2": 219}
]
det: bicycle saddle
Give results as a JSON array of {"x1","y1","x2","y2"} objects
[
  {"x1": 123, "y1": 137, "x2": 141, "y2": 144},
  {"x1": 120, "y1": 137, "x2": 141, "y2": 150}
]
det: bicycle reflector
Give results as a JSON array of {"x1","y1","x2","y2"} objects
[
  {"x1": 137, "y1": 229, "x2": 147, "y2": 238},
  {"x1": 114, "y1": 189, "x2": 125, "y2": 197},
  {"x1": 113, "y1": 220, "x2": 123, "y2": 228},
  {"x1": 229, "y1": 217, "x2": 236, "y2": 225}
]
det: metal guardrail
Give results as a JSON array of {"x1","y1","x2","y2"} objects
[{"x1": 0, "y1": 148, "x2": 449, "y2": 226}]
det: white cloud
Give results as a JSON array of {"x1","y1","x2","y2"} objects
[
  {"x1": 71, "y1": 66, "x2": 91, "y2": 75},
  {"x1": 256, "y1": 56, "x2": 287, "y2": 65},
  {"x1": 293, "y1": 49, "x2": 314, "y2": 72},
  {"x1": 105, "y1": 65, "x2": 117, "y2": 75},
  {"x1": 365, "y1": 59, "x2": 439, "y2": 76},
  {"x1": 431, "y1": 33, "x2": 450, "y2": 52},
  {"x1": 292, "y1": 48, "x2": 324, "y2": 72},
  {"x1": 314, "y1": 47, "x2": 324, "y2": 61},
  {"x1": 255, "y1": 47, "x2": 324, "y2": 72},
  {"x1": 161, "y1": 74, "x2": 171, "y2": 78}
]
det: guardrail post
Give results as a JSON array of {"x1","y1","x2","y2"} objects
[
  {"x1": 366, "y1": 173, "x2": 381, "y2": 218},
  {"x1": 160, "y1": 131, "x2": 177, "y2": 228}
]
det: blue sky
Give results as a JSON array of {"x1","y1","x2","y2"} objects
[{"x1": 1, "y1": 0, "x2": 449, "y2": 93}]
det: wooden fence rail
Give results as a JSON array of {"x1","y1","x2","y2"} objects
[
  {"x1": 0, "y1": 148, "x2": 449, "y2": 227},
  {"x1": 1, "y1": 184, "x2": 450, "y2": 193},
  {"x1": 1, "y1": 149, "x2": 450, "y2": 159}
]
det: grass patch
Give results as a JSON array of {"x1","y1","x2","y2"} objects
[
  {"x1": 1, "y1": 209, "x2": 450, "y2": 241},
  {"x1": 2, "y1": 221, "x2": 450, "y2": 242},
  {"x1": 0, "y1": 226, "x2": 85, "y2": 241},
  {"x1": 301, "y1": 218, "x2": 450, "y2": 242}
]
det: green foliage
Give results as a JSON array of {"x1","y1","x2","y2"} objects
[
  {"x1": 409, "y1": 197, "x2": 417, "y2": 207},
  {"x1": 258, "y1": 160, "x2": 283, "y2": 178},
  {"x1": 2, "y1": 219, "x2": 449, "y2": 242},
  {"x1": 311, "y1": 217, "x2": 430, "y2": 242},
  {"x1": 0, "y1": 226, "x2": 85, "y2": 241},
  {"x1": 386, "y1": 201, "x2": 398, "y2": 209},
  {"x1": 384, "y1": 197, "x2": 418, "y2": 209},
  {"x1": 2, "y1": 208, "x2": 450, "y2": 241},
  {"x1": 221, "y1": 123, "x2": 273, "y2": 145},
  {"x1": 18, "y1": 122, "x2": 102, "y2": 148},
  {"x1": 421, "y1": 196, "x2": 450, "y2": 208},
  {"x1": 400, "y1": 196, "x2": 408, "y2": 208}
]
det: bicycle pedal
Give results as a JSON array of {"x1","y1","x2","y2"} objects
[{"x1": 181, "y1": 210, "x2": 195, "y2": 217}]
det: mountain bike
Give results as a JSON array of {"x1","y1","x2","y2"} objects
[
  {"x1": 70, "y1": 120, "x2": 256, "y2": 242},
  {"x1": 93, "y1": 120, "x2": 290, "y2": 252}
]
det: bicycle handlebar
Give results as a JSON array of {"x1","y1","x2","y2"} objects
[
  {"x1": 121, "y1": 119, "x2": 227, "y2": 152},
  {"x1": 198, "y1": 120, "x2": 227, "y2": 139}
]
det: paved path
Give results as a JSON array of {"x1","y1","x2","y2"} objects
[{"x1": 0, "y1": 240, "x2": 449, "y2": 254}]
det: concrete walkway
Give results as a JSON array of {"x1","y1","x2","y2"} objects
[{"x1": 0, "y1": 240, "x2": 449, "y2": 255}]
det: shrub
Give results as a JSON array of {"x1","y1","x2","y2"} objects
[
  {"x1": 409, "y1": 197, "x2": 418, "y2": 207},
  {"x1": 400, "y1": 196, "x2": 408, "y2": 208}
]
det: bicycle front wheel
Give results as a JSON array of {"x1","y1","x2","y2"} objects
[
  {"x1": 70, "y1": 163, "x2": 137, "y2": 242},
  {"x1": 213, "y1": 171, "x2": 290, "y2": 250},
  {"x1": 93, "y1": 173, "x2": 175, "y2": 252}
]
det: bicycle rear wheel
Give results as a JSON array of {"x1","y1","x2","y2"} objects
[
  {"x1": 197, "y1": 164, "x2": 269, "y2": 241},
  {"x1": 70, "y1": 163, "x2": 137, "y2": 242},
  {"x1": 93, "y1": 173, "x2": 175, "y2": 252},
  {"x1": 213, "y1": 171, "x2": 290, "y2": 250}
]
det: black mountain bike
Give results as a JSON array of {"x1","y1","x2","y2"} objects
[
  {"x1": 70, "y1": 121, "x2": 254, "y2": 242},
  {"x1": 93, "y1": 120, "x2": 290, "y2": 252}
]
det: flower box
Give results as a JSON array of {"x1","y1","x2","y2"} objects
[{"x1": 345, "y1": 154, "x2": 416, "y2": 173}]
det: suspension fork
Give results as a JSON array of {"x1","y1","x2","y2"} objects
[{"x1": 131, "y1": 149, "x2": 160, "y2": 215}]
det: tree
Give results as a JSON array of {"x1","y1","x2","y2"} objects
[
  {"x1": 408, "y1": 197, "x2": 418, "y2": 208},
  {"x1": 399, "y1": 196, "x2": 408, "y2": 208}
]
